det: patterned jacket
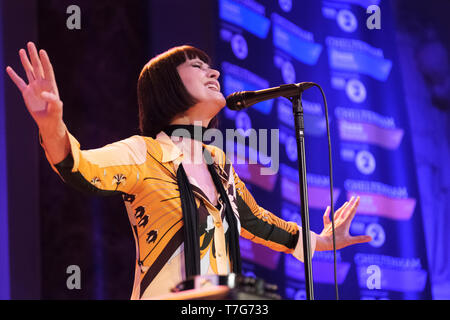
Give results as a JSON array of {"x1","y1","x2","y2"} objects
[{"x1": 40, "y1": 130, "x2": 316, "y2": 299}]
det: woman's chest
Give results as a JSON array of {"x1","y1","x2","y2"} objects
[{"x1": 181, "y1": 161, "x2": 218, "y2": 206}]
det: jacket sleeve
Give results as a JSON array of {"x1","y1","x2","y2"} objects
[
  {"x1": 39, "y1": 129, "x2": 147, "y2": 197},
  {"x1": 231, "y1": 164, "x2": 317, "y2": 262}
]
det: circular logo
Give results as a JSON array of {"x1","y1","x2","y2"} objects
[
  {"x1": 285, "y1": 136, "x2": 298, "y2": 162},
  {"x1": 278, "y1": 0, "x2": 292, "y2": 12},
  {"x1": 231, "y1": 34, "x2": 248, "y2": 60},
  {"x1": 355, "y1": 150, "x2": 376, "y2": 175},
  {"x1": 337, "y1": 9, "x2": 358, "y2": 33},
  {"x1": 366, "y1": 223, "x2": 385, "y2": 248},
  {"x1": 281, "y1": 60, "x2": 296, "y2": 84},
  {"x1": 294, "y1": 289, "x2": 307, "y2": 300},
  {"x1": 346, "y1": 79, "x2": 367, "y2": 103}
]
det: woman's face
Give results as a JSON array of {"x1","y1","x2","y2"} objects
[{"x1": 176, "y1": 57, "x2": 226, "y2": 119}]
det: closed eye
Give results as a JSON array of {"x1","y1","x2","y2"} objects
[
  {"x1": 191, "y1": 61, "x2": 210, "y2": 70},
  {"x1": 191, "y1": 61, "x2": 204, "y2": 67}
]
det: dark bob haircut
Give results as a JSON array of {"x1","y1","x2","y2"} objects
[{"x1": 137, "y1": 45, "x2": 219, "y2": 138}]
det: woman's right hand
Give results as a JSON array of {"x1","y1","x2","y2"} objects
[{"x1": 6, "y1": 42, "x2": 63, "y2": 134}]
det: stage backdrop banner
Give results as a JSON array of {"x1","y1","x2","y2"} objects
[{"x1": 215, "y1": 0, "x2": 431, "y2": 299}]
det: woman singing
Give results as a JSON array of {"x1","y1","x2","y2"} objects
[{"x1": 6, "y1": 42, "x2": 372, "y2": 299}]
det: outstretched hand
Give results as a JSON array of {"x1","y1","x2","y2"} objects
[
  {"x1": 5, "y1": 42, "x2": 63, "y2": 133},
  {"x1": 315, "y1": 196, "x2": 372, "y2": 251}
]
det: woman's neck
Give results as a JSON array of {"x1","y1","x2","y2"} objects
[
  {"x1": 169, "y1": 116, "x2": 211, "y2": 128},
  {"x1": 164, "y1": 122, "x2": 206, "y2": 165},
  {"x1": 172, "y1": 135, "x2": 204, "y2": 165}
]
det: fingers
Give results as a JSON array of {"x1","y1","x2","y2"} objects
[
  {"x1": 351, "y1": 235, "x2": 372, "y2": 245},
  {"x1": 334, "y1": 200, "x2": 350, "y2": 222},
  {"x1": 323, "y1": 206, "x2": 331, "y2": 226},
  {"x1": 19, "y1": 48, "x2": 35, "y2": 83},
  {"x1": 346, "y1": 196, "x2": 360, "y2": 221},
  {"x1": 39, "y1": 49, "x2": 56, "y2": 83},
  {"x1": 27, "y1": 42, "x2": 44, "y2": 80},
  {"x1": 323, "y1": 196, "x2": 360, "y2": 231},
  {"x1": 5, "y1": 66, "x2": 27, "y2": 91},
  {"x1": 41, "y1": 91, "x2": 62, "y2": 115},
  {"x1": 13, "y1": 42, "x2": 58, "y2": 94},
  {"x1": 335, "y1": 196, "x2": 358, "y2": 221},
  {"x1": 323, "y1": 200, "x2": 349, "y2": 228},
  {"x1": 39, "y1": 49, "x2": 59, "y2": 96}
]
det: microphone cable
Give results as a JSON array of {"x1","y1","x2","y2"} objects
[{"x1": 307, "y1": 83, "x2": 339, "y2": 300}]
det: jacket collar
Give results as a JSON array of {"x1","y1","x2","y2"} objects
[
  {"x1": 155, "y1": 131, "x2": 219, "y2": 164},
  {"x1": 154, "y1": 131, "x2": 228, "y2": 184},
  {"x1": 155, "y1": 131, "x2": 183, "y2": 163}
]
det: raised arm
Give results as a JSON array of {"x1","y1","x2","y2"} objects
[
  {"x1": 6, "y1": 42, "x2": 145, "y2": 198},
  {"x1": 6, "y1": 41, "x2": 69, "y2": 164}
]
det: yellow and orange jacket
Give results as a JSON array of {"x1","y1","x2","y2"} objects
[{"x1": 40, "y1": 130, "x2": 316, "y2": 299}]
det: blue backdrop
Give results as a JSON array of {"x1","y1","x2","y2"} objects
[{"x1": 215, "y1": 0, "x2": 431, "y2": 300}]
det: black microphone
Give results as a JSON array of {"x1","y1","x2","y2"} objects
[{"x1": 226, "y1": 82, "x2": 315, "y2": 111}]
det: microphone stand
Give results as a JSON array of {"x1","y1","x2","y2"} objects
[{"x1": 290, "y1": 92, "x2": 314, "y2": 300}]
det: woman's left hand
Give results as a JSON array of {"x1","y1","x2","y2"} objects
[{"x1": 315, "y1": 196, "x2": 372, "y2": 251}]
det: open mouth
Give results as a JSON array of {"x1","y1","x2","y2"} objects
[{"x1": 205, "y1": 81, "x2": 220, "y2": 92}]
